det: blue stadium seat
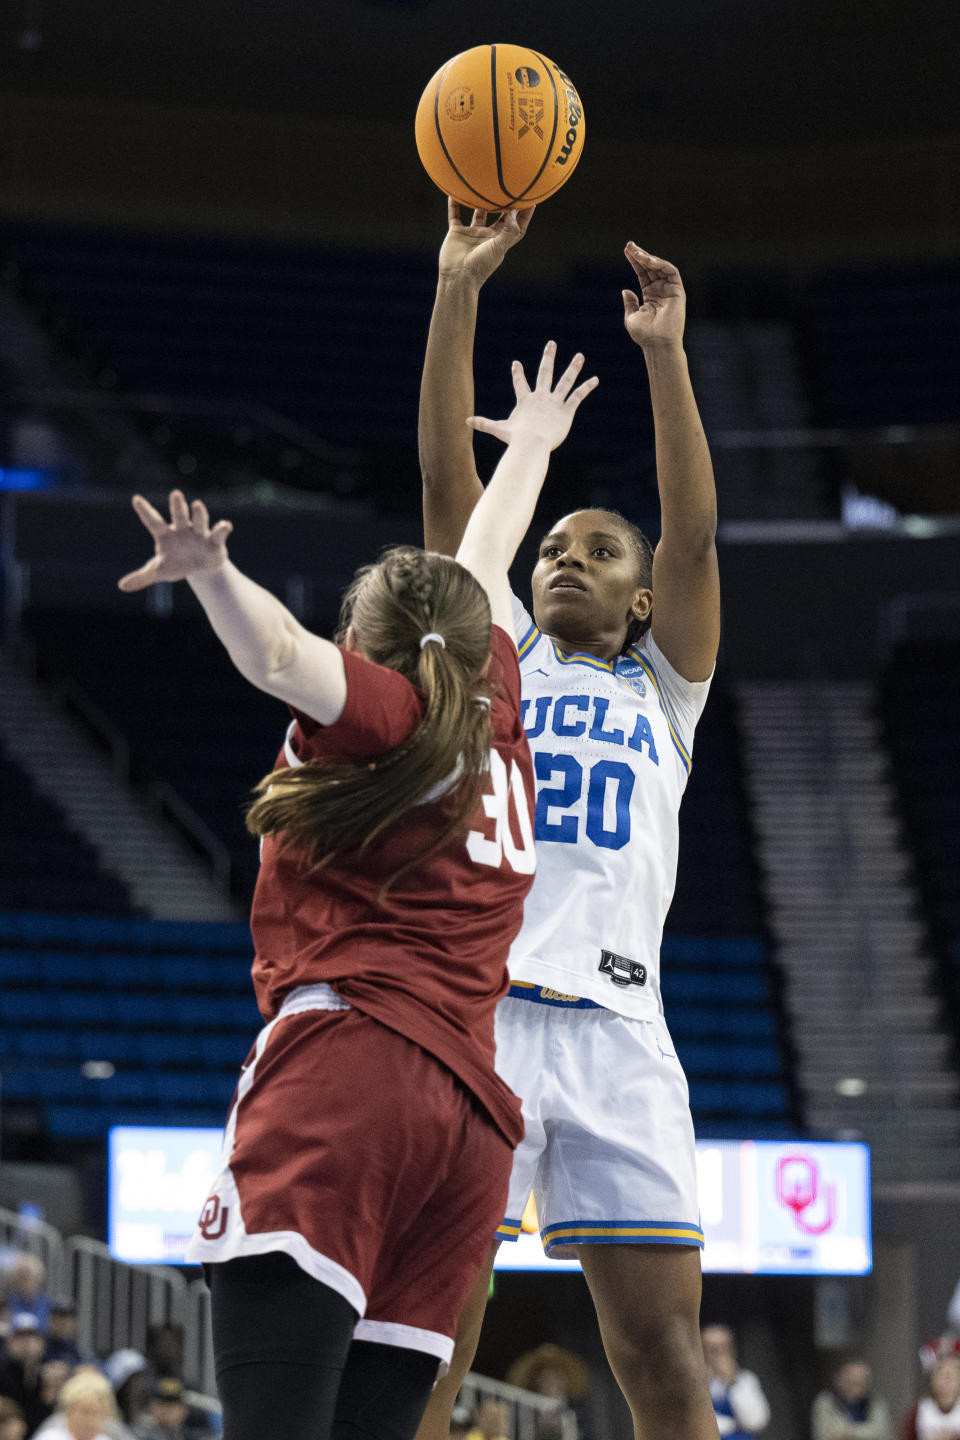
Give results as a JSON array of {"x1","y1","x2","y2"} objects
[
  {"x1": 4, "y1": 1027, "x2": 78, "y2": 1058},
  {"x1": 111, "y1": 994, "x2": 176, "y2": 1026},
  {"x1": 93, "y1": 955, "x2": 165, "y2": 989},
  {"x1": 0, "y1": 951, "x2": 40, "y2": 983},
  {"x1": 200, "y1": 1034, "x2": 249, "y2": 1068},
  {"x1": 173, "y1": 995, "x2": 260, "y2": 1030},
  {"x1": 54, "y1": 992, "x2": 111, "y2": 1025},
  {"x1": 157, "y1": 956, "x2": 219, "y2": 989},
  {"x1": 661, "y1": 936, "x2": 767, "y2": 967},
  {"x1": 147, "y1": 1072, "x2": 234, "y2": 1106},
  {"x1": 661, "y1": 972, "x2": 770, "y2": 1003},
  {"x1": 689, "y1": 1080, "x2": 789, "y2": 1116},
  {"x1": 138, "y1": 1032, "x2": 208, "y2": 1067},
  {"x1": 0, "y1": 992, "x2": 57, "y2": 1022},
  {"x1": 45, "y1": 1104, "x2": 227, "y2": 1138},
  {"x1": 674, "y1": 1041, "x2": 782, "y2": 1077},
  {"x1": 77, "y1": 1031, "x2": 144, "y2": 1063},
  {"x1": 39, "y1": 953, "x2": 99, "y2": 986},
  {"x1": 670, "y1": 1008, "x2": 778, "y2": 1041}
]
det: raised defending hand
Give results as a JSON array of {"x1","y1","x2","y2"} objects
[
  {"x1": 622, "y1": 243, "x2": 687, "y2": 349},
  {"x1": 118, "y1": 489, "x2": 233, "y2": 592},
  {"x1": 438, "y1": 195, "x2": 535, "y2": 286},
  {"x1": 467, "y1": 341, "x2": 598, "y2": 452}
]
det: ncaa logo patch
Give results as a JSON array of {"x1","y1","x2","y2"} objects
[{"x1": 616, "y1": 661, "x2": 646, "y2": 698}]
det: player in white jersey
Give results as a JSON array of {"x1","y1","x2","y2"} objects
[{"x1": 414, "y1": 200, "x2": 722, "y2": 1440}]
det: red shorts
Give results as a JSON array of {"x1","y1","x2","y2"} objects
[{"x1": 184, "y1": 997, "x2": 512, "y2": 1367}]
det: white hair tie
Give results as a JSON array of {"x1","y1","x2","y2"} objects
[{"x1": 419, "y1": 632, "x2": 446, "y2": 650}]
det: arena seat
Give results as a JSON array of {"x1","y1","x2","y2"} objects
[
  {"x1": 879, "y1": 637, "x2": 960, "y2": 1039},
  {"x1": 0, "y1": 909, "x2": 799, "y2": 1144},
  {"x1": 24, "y1": 608, "x2": 283, "y2": 903},
  {"x1": 0, "y1": 742, "x2": 137, "y2": 915}
]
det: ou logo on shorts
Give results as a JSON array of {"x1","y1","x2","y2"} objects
[
  {"x1": 198, "y1": 1195, "x2": 229, "y2": 1241},
  {"x1": 467, "y1": 750, "x2": 536, "y2": 875}
]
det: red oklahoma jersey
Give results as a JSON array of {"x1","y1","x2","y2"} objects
[{"x1": 249, "y1": 624, "x2": 535, "y2": 1144}]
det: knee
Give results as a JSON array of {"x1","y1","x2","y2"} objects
[{"x1": 605, "y1": 1312, "x2": 707, "y2": 1409}]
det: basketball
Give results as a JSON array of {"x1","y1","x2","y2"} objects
[{"x1": 415, "y1": 44, "x2": 585, "y2": 211}]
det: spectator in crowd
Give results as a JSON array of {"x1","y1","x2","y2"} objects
[
  {"x1": 40, "y1": 1362, "x2": 73, "y2": 1418},
  {"x1": 132, "y1": 1333, "x2": 213, "y2": 1440},
  {"x1": 506, "y1": 1342, "x2": 590, "y2": 1439},
  {"x1": 141, "y1": 1331, "x2": 183, "y2": 1387},
  {"x1": 131, "y1": 1378, "x2": 213, "y2": 1440},
  {"x1": 450, "y1": 1403, "x2": 476, "y2": 1440},
  {"x1": 0, "y1": 1314, "x2": 54, "y2": 1434},
  {"x1": 3, "y1": 1258, "x2": 51, "y2": 1335},
  {"x1": 44, "y1": 1303, "x2": 91, "y2": 1370},
  {"x1": 812, "y1": 1358, "x2": 893, "y2": 1440},
  {"x1": 34, "y1": 1370, "x2": 116, "y2": 1440},
  {"x1": 948, "y1": 1281, "x2": 960, "y2": 1335},
  {"x1": 701, "y1": 1324, "x2": 771, "y2": 1438},
  {"x1": 0, "y1": 1397, "x2": 26, "y2": 1440},
  {"x1": 466, "y1": 1400, "x2": 512, "y2": 1440},
  {"x1": 901, "y1": 1354, "x2": 960, "y2": 1440},
  {"x1": 920, "y1": 1339, "x2": 960, "y2": 1376},
  {"x1": 102, "y1": 1352, "x2": 148, "y2": 1432}
]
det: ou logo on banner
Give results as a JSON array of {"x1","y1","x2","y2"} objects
[
  {"x1": 775, "y1": 1154, "x2": 836, "y2": 1236},
  {"x1": 466, "y1": 751, "x2": 536, "y2": 875}
]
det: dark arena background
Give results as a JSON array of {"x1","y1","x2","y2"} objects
[{"x1": 1, "y1": 2, "x2": 958, "y2": 1437}]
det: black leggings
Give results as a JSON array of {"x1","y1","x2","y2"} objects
[{"x1": 208, "y1": 1253, "x2": 439, "y2": 1440}]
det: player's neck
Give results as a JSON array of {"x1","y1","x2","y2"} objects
[{"x1": 543, "y1": 627, "x2": 626, "y2": 663}]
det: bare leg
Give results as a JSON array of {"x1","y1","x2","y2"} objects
[
  {"x1": 577, "y1": 1243, "x2": 720, "y2": 1440},
  {"x1": 412, "y1": 1238, "x2": 500, "y2": 1440}
]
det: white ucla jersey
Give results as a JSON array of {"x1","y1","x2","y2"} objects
[{"x1": 508, "y1": 593, "x2": 712, "y2": 1019}]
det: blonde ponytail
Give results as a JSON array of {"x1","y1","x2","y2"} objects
[{"x1": 246, "y1": 547, "x2": 494, "y2": 890}]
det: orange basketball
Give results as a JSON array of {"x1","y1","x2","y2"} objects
[{"x1": 415, "y1": 44, "x2": 585, "y2": 210}]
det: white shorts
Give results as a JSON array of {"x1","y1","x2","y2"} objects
[{"x1": 494, "y1": 993, "x2": 703, "y2": 1259}]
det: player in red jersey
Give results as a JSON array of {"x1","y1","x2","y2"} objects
[{"x1": 117, "y1": 340, "x2": 598, "y2": 1440}]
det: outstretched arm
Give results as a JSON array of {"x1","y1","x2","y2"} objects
[
  {"x1": 420, "y1": 197, "x2": 534, "y2": 555},
  {"x1": 118, "y1": 490, "x2": 347, "y2": 723},
  {"x1": 455, "y1": 341, "x2": 597, "y2": 638},
  {"x1": 623, "y1": 244, "x2": 720, "y2": 682}
]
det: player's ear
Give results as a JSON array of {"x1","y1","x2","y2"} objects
[{"x1": 630, "y1": 587, "x2": 653, "y2": 623}]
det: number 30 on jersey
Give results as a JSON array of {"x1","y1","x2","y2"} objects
[{"x1": 466, "y1": 750, "x2": 536, "y2": 875}]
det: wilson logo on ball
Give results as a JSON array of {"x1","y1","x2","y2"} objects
[
  {"x1": 554, "y1": 70, "x2": 583, "y2": 167},
  {"x1": 415, "y1": 43, "x2": 585, "y2": 209}
]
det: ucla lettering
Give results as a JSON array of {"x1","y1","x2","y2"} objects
[
  {"x1": 588, "y1": 697, "x2": 625, "y2": 746},
  {"x1": 523, "y1": 693, "x2": 658, "y2": 766},
  {"x1": 553, "y1": 694, "x2": 590, "y2": 737},
  {"x1": 627, "y1": 713, "x2": 659, "y2": 765},
  {"x1": 520, "y1": 695, "x2": 550, "y2": 739}
]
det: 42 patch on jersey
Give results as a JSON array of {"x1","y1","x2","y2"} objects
[{"x1": 599, "y1": 950, "x2": 647, "y2": 988}]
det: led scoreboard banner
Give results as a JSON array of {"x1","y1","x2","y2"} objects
[{"x1": 108, "y1": 1129, "x2": 871, "y2": 1275}]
